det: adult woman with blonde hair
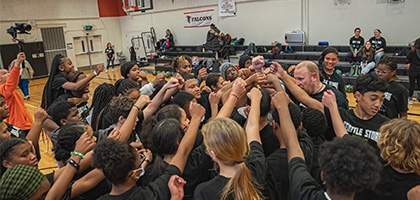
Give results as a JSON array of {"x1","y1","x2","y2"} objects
[
  {"x1": 194, "y1": 88, "x2": 266, "y2": 200},
  {"x1": 355, "y1": 118, "x2": 420, "y2": 200}
]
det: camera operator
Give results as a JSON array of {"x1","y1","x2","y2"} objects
[
  {"x1": 9, "y1": 53, "x2": 34, "y2": 100},
  {"x1": 0, "y1": 52, "x2": 34, "y2": 135}
]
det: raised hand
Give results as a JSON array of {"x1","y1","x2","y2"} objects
[
  {"x1": 322, "y1": 90, "x2": 337, "y2": 109},
  {"x1": 168, "y1": 175, "x2": 187, "y2": 200},
  {"x1": 164, "y1": 77, "x2": 180, "y2": 89},
  {"x1": 139, "y1": 148, "x2": 153, "y2": 164},
  {"x1": 74, "y1": 132, "x2": 96, "y2": 155},
  {"x1": 139, "y1": 70, "x2": 148, "y2": 80},
  {"x1": 247, "y1": 87, "x2": 262, "y2": 102},
  {"x1": 209, "y1": 92, "x2": 221, "y2": 105},
  {"x1": 197, "y1": 67, "x2": 207, "y2": 81},
  {"x1": 252, "y1": 56, "x2": 265, "y2": 73},
  {"x1": 153, "y1": 73, "x2": 166, "y2": 86},
  {"x1": 272, "y1": 91, "x2": 289, "y2": 109},
  {"x1": 16, "y1": 52, "x2": 25, "y2": 66},
  {"x1": 231, "y1": 78, "x2": 246, "y2": 97},
  {"x1": 189, "y1": 101, "x2": 205, "y2": 119},
  {"x1": 271, "y1": 62, "x2": 286, "y2": 79},
  {"x1": 95, "y1": 64, "x2": 105, "y2": 74},
  {"x1": 33, "y1": 107, "x2": 48, "y2": 123},
  {"x1": 107, "y1": 128, "x2": 121, "y2": 141},
  {"x1": 239, "y1": 68, "x2": 251, "y2": 79},
  {"x1": 135, "y1": 95, "x2": 151, "y2": 110}
]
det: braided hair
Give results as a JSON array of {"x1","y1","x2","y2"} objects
[
  {"x1": 41, "y1": 54, "x2": 67, "y2": 109},
  {"x1": 53, "y1": 122, "x2": 87, "y2": 163},
  {"x1": 90, "y1": 83, "x2": 115, "y2": 131}
]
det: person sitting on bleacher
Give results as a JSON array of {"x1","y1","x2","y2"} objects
[
  {"x1": 359, "y1": 41, "x2": 376, "y2": 75},
  {"x1": 369, "y1": 29, "x2": 386, "y2": 63},
  {"x1": 349, "y1": 27, "x2": 365, "y2": 64},
  {"x1": 318, "y1": 47, "x2": 346, "y2": 96}
]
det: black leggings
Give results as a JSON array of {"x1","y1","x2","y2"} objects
[{"x1": 409, "y1": 74, "x2": 420, "y2": 97}]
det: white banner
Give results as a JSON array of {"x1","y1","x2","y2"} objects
[
  {"x1": 184, "y1": 9, "x2": 214, "y2": 28},
  {"x1": 219, "y1": 0, "x2": 236, "y2": 17}
]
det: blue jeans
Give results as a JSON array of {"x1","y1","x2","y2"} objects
[
  {"x1": 361, "y1": 62, "x2": 376, "y2": 74},
  {"x1": 106, "y1": 59, "x2": 114, "y2": 69},
  {"x1": 18, "y1": 78, "x2": 29, "y2": 96},
  {"x1": 374, "y1": 51, "x2": 384, "y2": 63}
]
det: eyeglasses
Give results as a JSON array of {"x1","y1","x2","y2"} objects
[{"x1": 375, "y1": 69, "x2": 388, "y2": 74}]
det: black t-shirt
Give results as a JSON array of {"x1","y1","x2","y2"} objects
[
  {"x1": 309, "y1": 84, "x2": 348, "y2": 110},
  {"x1": 104, "y1": 48, "x2": 115, "y2": 59},
  {"x1": 310, "y1": 135, "x2": 324, "y2": 185},
  {"x1": 229, "y1": 107, "x2": 247, "y2": 127},
  {"x1": 339, "y1": 108, "x2": 389, "y2": 153},
  {"x1": 379, "y1": 81, "x2": 408, "y2": 119},
  {"x1": 193, "y1": 141, "x2": 266, "y2": 200},
  {"x1": 97, "y1": 165, "x2": 181, "y2": 200},
  {"x1": 51, "y1": 73, "x2": 68, "y2": 106},
  {"x1": 259, "y1": 124, "x2": 279, "y2": 157},
  {"x1": 289, "y1": 157, "x2": 327, "y2": 200},
  {"x1": 355, "y1": 163, "x2": 420, "y2": 200},
  {"x1": 369, "y1": 36, "x2": 386, "y2": 50},
  {"x1": 321, "y1": 70, "x2": 346, "y2": 96},
  {"x1": 56, "y1": 93, "x2": 91, "y2": 121},
  {"x1": 265, "y1": 130, "x2": 313, "y2": 200},
  {"x1": 407, "y1": 50, "x2": 420, "y2": 76},
  {"x1": 138, "y1": 144, "x2": 215, "y2": 200},
  {"x1": 349, "y1": 36, "x2": 365, "y2": 53},
  {"x1": 7, "y1": 123, "x2": 25, "y2": 139},
  {"x1": 183, "y1": 144, "x2": 216, "y2": 200}
]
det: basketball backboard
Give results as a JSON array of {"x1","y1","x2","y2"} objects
[{"x1": 122, "y1": 0, "x2": 153, "y2": 13}]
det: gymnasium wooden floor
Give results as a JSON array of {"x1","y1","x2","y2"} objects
[{"x1": 20, "y1": 66, "x2": 420, "y2": 174}]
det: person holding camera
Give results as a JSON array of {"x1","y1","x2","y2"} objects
[
  {"x1": 9, "y1": 53, "x2": 34, "y2": 100},
  {"x1": 0, "y1": 52, "x2": 33, "y2": 133}
]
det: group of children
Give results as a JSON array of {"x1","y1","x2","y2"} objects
[{"x1": 0, "y1": 38, "x2": 419, "y2": 200}]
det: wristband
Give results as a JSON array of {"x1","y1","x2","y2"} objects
[
  {"x1": 67, "y1": 159, "x2": 80, "y2": 171},
  {"x1": 70, "y1": 151, "x2": 85, "y2": 159},
  {"x1": 196, "y1": 78, "x2": 202, "y2": 84},
  {"x1": 93, "y1": 71, "x2": 98, "y2": 76},
  {"x1": 230, "y1": 93, "x2": 239, "y2": 99},
  {"x1": 133, "y1": 105, "x2": 141, "y2": 110}
]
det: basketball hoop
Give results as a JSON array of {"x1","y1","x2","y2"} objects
[{"x1": 122, "y1": 6, "x2": 138, "y2": 15}]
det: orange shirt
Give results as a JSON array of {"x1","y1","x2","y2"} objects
[{"x1": 0, "y1": 66, "x2": 33, "y2": 130}]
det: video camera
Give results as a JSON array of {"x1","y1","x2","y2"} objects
[
  {"x1": 6, "y1": 23, "x2": 31, "y2": 52},
  {"x1": 6, "y1": 23, "x2": 32, "y2": 39}
]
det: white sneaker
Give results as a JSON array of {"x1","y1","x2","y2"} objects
[
  {"x1": 112, "y1": 69, "x2": 114, "y2": 72},
  {"x1": 409, "y1": 98, "x2": 413, "y2": 105},
  {"x1": 106, "y1": 69, "x2": 108, "y2": 73}
]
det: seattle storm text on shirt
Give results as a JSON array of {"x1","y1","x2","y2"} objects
[{"x1": 343, "y1": 121, "x2": 380, "y2": 142}]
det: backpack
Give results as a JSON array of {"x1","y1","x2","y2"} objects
[
  {"x1": 257, "y1": 46, "x2": 267, "y2": 53},
  {"x1": 284, "y1": 45, "x2": 294, "y2": 53},
  {"x1": 349, "y1": 64, "x2": 362, "y2": 77},
  {"x1": 235, "y1": 38, "x2": 245, "y2": 46},
  {"x1": 394, "y1": 47, "x2": 410, "y2": 56},
  {"x1": 247, "y1": 42, "x2": 257, "y2": 55},
  {"x1": 195, "y1": 58, "x2": 222, "y2": 75},
  {"x1": 195, "y1": 45, "x2": 205, "y2": 52}
]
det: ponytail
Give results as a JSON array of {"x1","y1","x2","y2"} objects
[{"x1": 221, "y1": 162, "x2": 262, "y2": 200}]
